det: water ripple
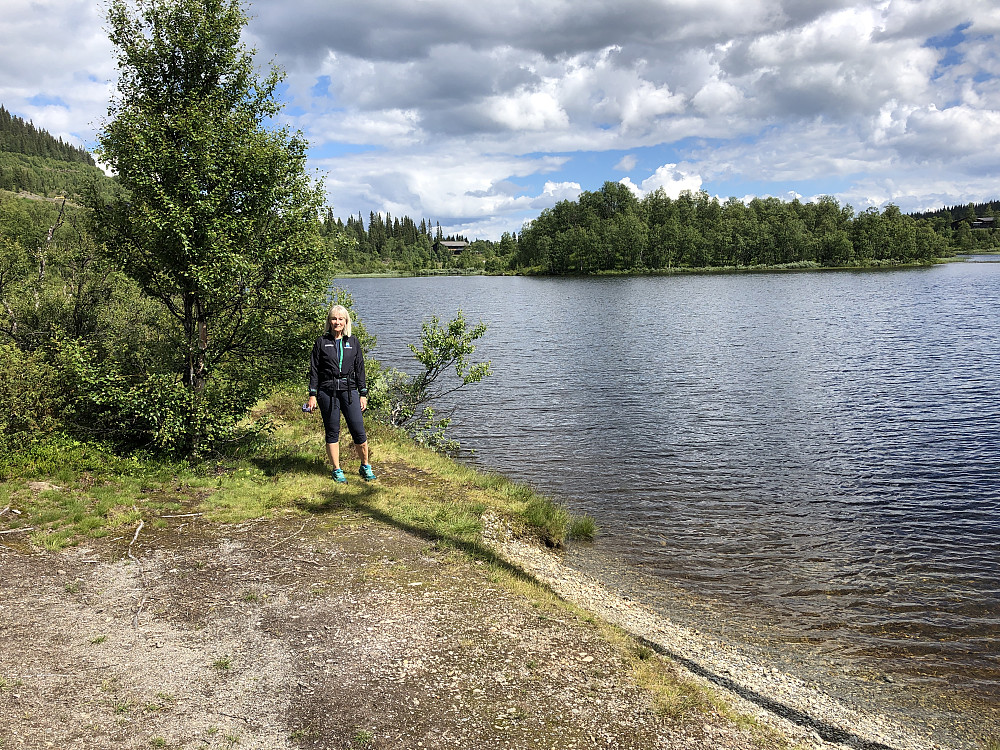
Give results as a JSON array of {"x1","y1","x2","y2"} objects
[{"x1": 341, "y1": 264, "x2": 1000, "y2": 736}]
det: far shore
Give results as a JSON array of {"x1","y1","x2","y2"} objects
[{"x1": 332, "y1": 255, "x2": 981, "y2": 280}]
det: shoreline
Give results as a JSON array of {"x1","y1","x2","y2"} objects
[
  {"x1": 2, "y1": 503, "x2": 879, "y2": 750},
  {"x1": 3, "y1": 410, "x2": 994, "y2": 748},
  {"x1": 482, "y1": 513, "x2": 957, "y2": 750},
  {"x1": 332, "y1": 257, "x2": 968, "y2": 280}
]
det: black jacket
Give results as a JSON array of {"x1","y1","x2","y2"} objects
[{"x1": 308, "y1": 333, "x2": 368, "y2": 396}]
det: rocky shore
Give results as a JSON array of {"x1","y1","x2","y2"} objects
[{"x1": 483, "y1": 513, "x2": 952, "y2": 750}]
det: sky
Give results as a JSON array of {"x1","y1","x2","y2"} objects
[{"x1": 2, "y1": 0, "x2": 999, "y2": 240}]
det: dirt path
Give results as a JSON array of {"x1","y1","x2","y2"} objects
[{"x1": 0, "y1": 506, "x2": 782, "y2": 750}]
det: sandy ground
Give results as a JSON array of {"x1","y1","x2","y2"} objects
[
  {"x1": 1, "y1": 500, "x2": 774, "y2": 750},
  {"x1": 0, "y1": 491, "x2": 956, "y2": 750}
]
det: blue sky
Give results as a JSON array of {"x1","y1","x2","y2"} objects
[{"x1": 2, "y1": 0, "x2": 999, "y2": 239}]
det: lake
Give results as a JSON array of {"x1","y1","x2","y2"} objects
[{"x1": 336, "y1": 262, "x2": 1000, "y2": 747}]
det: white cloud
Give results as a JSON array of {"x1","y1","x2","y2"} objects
[
  {"x1": 897, "y1": 105, "x2": 1000, "y2": 158},
  {"x1": 485, "y1": 89, "x2": 570, "y2": 132},
  {"x1": 692, "y1": 79, "x2": 744, "y2": 115},
  {"x1": 317, "y1": 145, "x2": 573, "y2": 232},
  {"x1": 0, "y1": 0, "x2": 113, "y2": 146},
  {"x1": 619, "y1": 79, "x2": 685, "y2": 130},
  {"x1": 533, "y1": 180, "x2": 584, "y2": 205},
  {"x1": 621, "y1": 164, "x2": 703, "y2": 199},
  {"x1": 615, "y1": 154, "x2": 638, "y2": 171},
  {"x1": 2, "y1": 0, "x2": 1000, "y2": 237},
  {"x1": 303, "y1": 108, "x2": 423, "y2": 148}
]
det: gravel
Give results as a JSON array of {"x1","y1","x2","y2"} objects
[
  {"x1": 483, "y1": 513, "x2": 952, "y2": 750},
  {"x1": 0, "y1": 506, "x2": 967, "y2": 750}
]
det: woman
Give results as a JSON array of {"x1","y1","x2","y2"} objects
[{"x1": 306, "y1": 304, "x2": 376, "y2": 483}]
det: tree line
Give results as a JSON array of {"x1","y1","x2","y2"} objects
[
  {"x1": 910, "y1": 200, "x2": 1000, "y2": 224},
  {"x1": 322, "y1": 186, "x2": 998, "y2": 276},
  {"x1": 0, "y1": 106, "x2": 96, "y2": 166},
  {"x1": 511, "y1": 182, "x2": 996, "y2": 274},
  {"x1": 319, "y1": 209, "x2": 510, "y2": 273}
]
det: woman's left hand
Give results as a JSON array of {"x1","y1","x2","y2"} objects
[{"x1": 360, "y1": 396, "x2": 368, "y2": 412}]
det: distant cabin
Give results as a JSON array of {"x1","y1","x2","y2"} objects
[
  {"x1": 951, "y1": 216, "x2": 997, "y2": 230},
  {"x1": 434, "y1": 240, "x2": 470, "y2": 256}
]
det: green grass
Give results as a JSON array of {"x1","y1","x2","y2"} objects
[
  {"x1": 289, "y1": 725, "x2": 319, "y2": 742},
  {"x1": 1, "y1": 387, "x2": 596, "y2": 554},
  {"x1": 0, "y1": 677, "x2": 24, "y2": 691},
  {"x1": 569, "y1": 514, "x2": 598, "y2": 541},
  {"x1": 2, "y1": 443, "x2": 214, "y2": 550},
  {"x1": 212, "y1": 657, "x2": 232, "y2": 671}
]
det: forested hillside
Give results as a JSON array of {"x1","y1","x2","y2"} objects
[
  {"x1": 0, "y1": 106, "x2": 95, "y2": 165},
  {"x1": 0, "y1": 105, "x2": 113, "y2": 200}
]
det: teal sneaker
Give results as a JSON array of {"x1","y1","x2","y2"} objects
[
  {"x1": 331, "y1": 468, "x2": 347, "y2": 483},
  {"x1": 359, "y1": 464, "x2": 377, "y2": 482}
]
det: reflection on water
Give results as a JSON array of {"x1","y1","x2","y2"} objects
[{"x1": 341, "y1": 263, "x2": 1000, "y2": 745}]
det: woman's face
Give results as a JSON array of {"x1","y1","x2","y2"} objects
[{"x1": 329, "y1": 312, "x2": 347, "y2": 335}]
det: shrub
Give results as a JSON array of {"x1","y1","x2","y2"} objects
[
  {"x1": 0, "y1": 344, "x2": 64, "y2": 454},
  {"x1": 55, "y1": 340, "x2": 273, "y2": 456}
]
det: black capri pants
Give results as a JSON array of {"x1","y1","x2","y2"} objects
[{"x1": 316, "y1": 388, "x2": 367, "y2": 445}]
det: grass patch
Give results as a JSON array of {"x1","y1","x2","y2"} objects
[
  {"x1": 568, "y1": 514, "x2": 598, "y2": 541},
  {"x1": 632, "y1": 656, "x2": 719, "y2": 721},
  {"x1": 1, "y1": 388, "x2": 594, "y2": 553},
  {"x1": 289, "y1": 725, "x2": 319, "y2": 742}
]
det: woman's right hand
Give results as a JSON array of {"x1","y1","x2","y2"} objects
[{"x1": 306, "y1": 396, "x2": 318, "y2": 413}]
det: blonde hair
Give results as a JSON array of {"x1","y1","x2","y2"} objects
[{"x1": 326, "y1": 304, "x2": 353, "y2": 338}]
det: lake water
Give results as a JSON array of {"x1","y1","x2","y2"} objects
[{"x1": 337, "y1": 262, "x2": 1000, "y2": 747}]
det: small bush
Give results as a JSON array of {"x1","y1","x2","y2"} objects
[
  {"x1": 56, "y1": 340, "x2": 274, "y2": 457},
  {"x1": 212, "y1": 657, "x2": 232, "y2": 671},
  {"x1": 0, "y1": 344, "x2": 64, "y2": 455}
]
